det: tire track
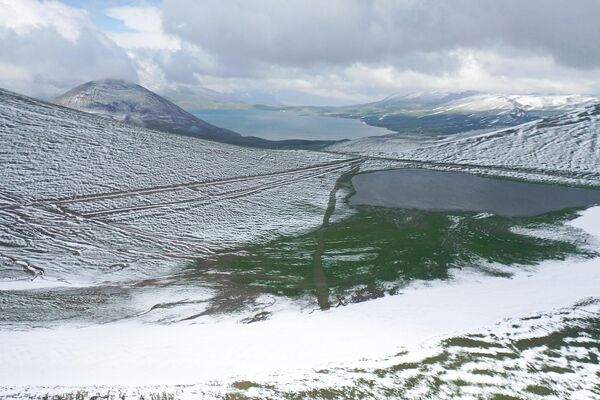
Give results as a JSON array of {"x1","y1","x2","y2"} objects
[
  {"x1": 81, "y1": 160, "x2": 360, "y2": 218},
  {"x1": 0, "y1": 158, "x2": 361, "y2": 263},
  {"x1": 0, "y1": 158, "x2": 359, "y2": 210}
]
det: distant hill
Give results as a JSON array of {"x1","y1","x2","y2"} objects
[
  {"x1": 277, "y1": 91, "x2": 599, "y2": 136},
  {"x1": 53, "y1": 80, "x2": 334, "y2": 149},
  {"x1": 53, "y1": 79, "x2": 242, "y2": 141}
]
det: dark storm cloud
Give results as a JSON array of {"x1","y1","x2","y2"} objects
[{"x1": 162, "y1": 0, "x2": 600, "y2": 70}]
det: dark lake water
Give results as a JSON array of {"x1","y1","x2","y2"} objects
[
  {"x1": 191, "y1": 109, "x2": 390, "y2": 140},
  {"x1": 350, "y1": 169, "x2": 600, "y2": 217}
]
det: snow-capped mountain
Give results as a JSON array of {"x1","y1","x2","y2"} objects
[
  {"x1": 366, "y1": 91, "x2": 597, "y2": 114},
  {"x1": 53, "y1": 79, "x2": 242, "y2": 141},
  {"x1": 365, "y1": 90, "x2": 482, "y2": 111},
  {"x1": 160, "y1": 86, "x2": 253, "y2": 110}
]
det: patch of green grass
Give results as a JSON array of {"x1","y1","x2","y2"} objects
[
  {"x1": 443, "y1": 336, "x2": 506, "y2": 349},
  {"x1": 188, "y1": 206, "x2": 588, "y2": 310},
  {"x1": 525, "y1": 384, "x2": 555, "y2": 396},
  {"x1": 231, "y1": 381, "x2": 262, "y2": 391}
]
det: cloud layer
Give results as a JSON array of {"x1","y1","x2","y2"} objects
[
  {"x1": 2, "y1": 0, "x2": 600, "y2": 104},
  {"x1": 163, "y1": 0, "x2": 600, "y2": 69},
  {"x1": 103, "y1": 0, "x2": 600, "y2": 103}
]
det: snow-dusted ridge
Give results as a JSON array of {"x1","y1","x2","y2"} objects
[
  {"x1": 330, "y1": 100, "x2": 600, "y2": 186},
  {"x1": 373, "y1": 91, "x2": 597, "y2": 113}
]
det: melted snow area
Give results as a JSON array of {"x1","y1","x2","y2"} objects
[{"x1": 1, "y1": 89, "x2": 599, "y2": 399}]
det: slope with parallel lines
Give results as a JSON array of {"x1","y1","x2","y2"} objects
[{"x1": 0, "y1": 87, "x2": 355, "y2": 289}]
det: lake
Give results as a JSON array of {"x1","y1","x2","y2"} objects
[
  {"x1": 191, "y1": 108, "x2": 391, "y2": 140},
  {"x1": 351, "y1": 169, "x2": 600, "y2": 217}
]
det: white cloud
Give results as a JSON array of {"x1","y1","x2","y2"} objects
[
  {"x1": 104, "y1": 6, "x2": 180, "y2": 51},
  {"x1": 162, "y1": 0, "x2": 600, "y2": 70},
  {"x1": 150, "y1": 0, "x2": 600, "y2": 103},
  {"x1": 173, "y1": 49, "x2": 600, "y2": 106},
  {"x1": 0, "y1": 0, "x2": 85, "y2": 41},
  {"x1": 0, "y1": 0, "x2": 137, "y2": 98},
  {"x1": 100, "y1": 5, "x2": 220, "y2": 94}
]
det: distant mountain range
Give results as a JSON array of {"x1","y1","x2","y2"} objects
[
  {"x1": 52, "y1": 80, "x2": 334, "y2": 149},
  {"x1": 268, "y1": 91, "x2": 599, "y2": 136},
  {"x1": 52, "y1": 81, "x2": 600, "y2": 141}
]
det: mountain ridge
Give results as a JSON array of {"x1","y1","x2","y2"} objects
[
  {"x1": 52, "y1": 79, "x2": 335, "y2": 149},
  {"x1": 53, "y1": 79, "x2": 241, "y2": 141}
]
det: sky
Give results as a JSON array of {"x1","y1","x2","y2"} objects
[{"x1": 1, "y1": 0, "x2": 600, "y2": 106}]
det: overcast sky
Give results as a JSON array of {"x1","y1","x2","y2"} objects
[{"x1": 2, "y1": 0, "x2": 600, "y2": 105}]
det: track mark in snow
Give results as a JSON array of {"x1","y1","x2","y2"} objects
[
  {"x1": 80, "y1": 161, "x2": 359, "y2": 219},
  {"x1": 5, "y1": 158, "x2": 359, "y2": 209}
]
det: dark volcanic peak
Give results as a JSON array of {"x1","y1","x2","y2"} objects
[
  {"x1": 53, "y1": 79, "x2": 333, "y2": 149},
  {"x1": 53, "y1": 79, "x2": 241, "y2": 141}
]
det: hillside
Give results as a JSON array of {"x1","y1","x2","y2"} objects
[
  {"x1": 330, "y1": 101, "x2": 600, "y2": 185},
  {"x1": 0, "y1": 87, "x2": 353, "y2": 291},
  {"x1": 53, "y1": 80, "x2": 333, "y2": 149}
]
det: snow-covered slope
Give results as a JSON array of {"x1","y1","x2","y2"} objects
[
  {"x1": 0, "y1": 87, "x2": 353, "y2": 294},
  {"x1": 411, "y1": 103, "x2": 600, "y2": 173},
  {"x1": 53, "y1": 79, "x2": 242, "y2": 141},
  {"x1": 370, "y1": 91, "x2": 597, "y2": 114},
  {"x1": 330, "y1": 101, "x2": 600, "y2": 185}
]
